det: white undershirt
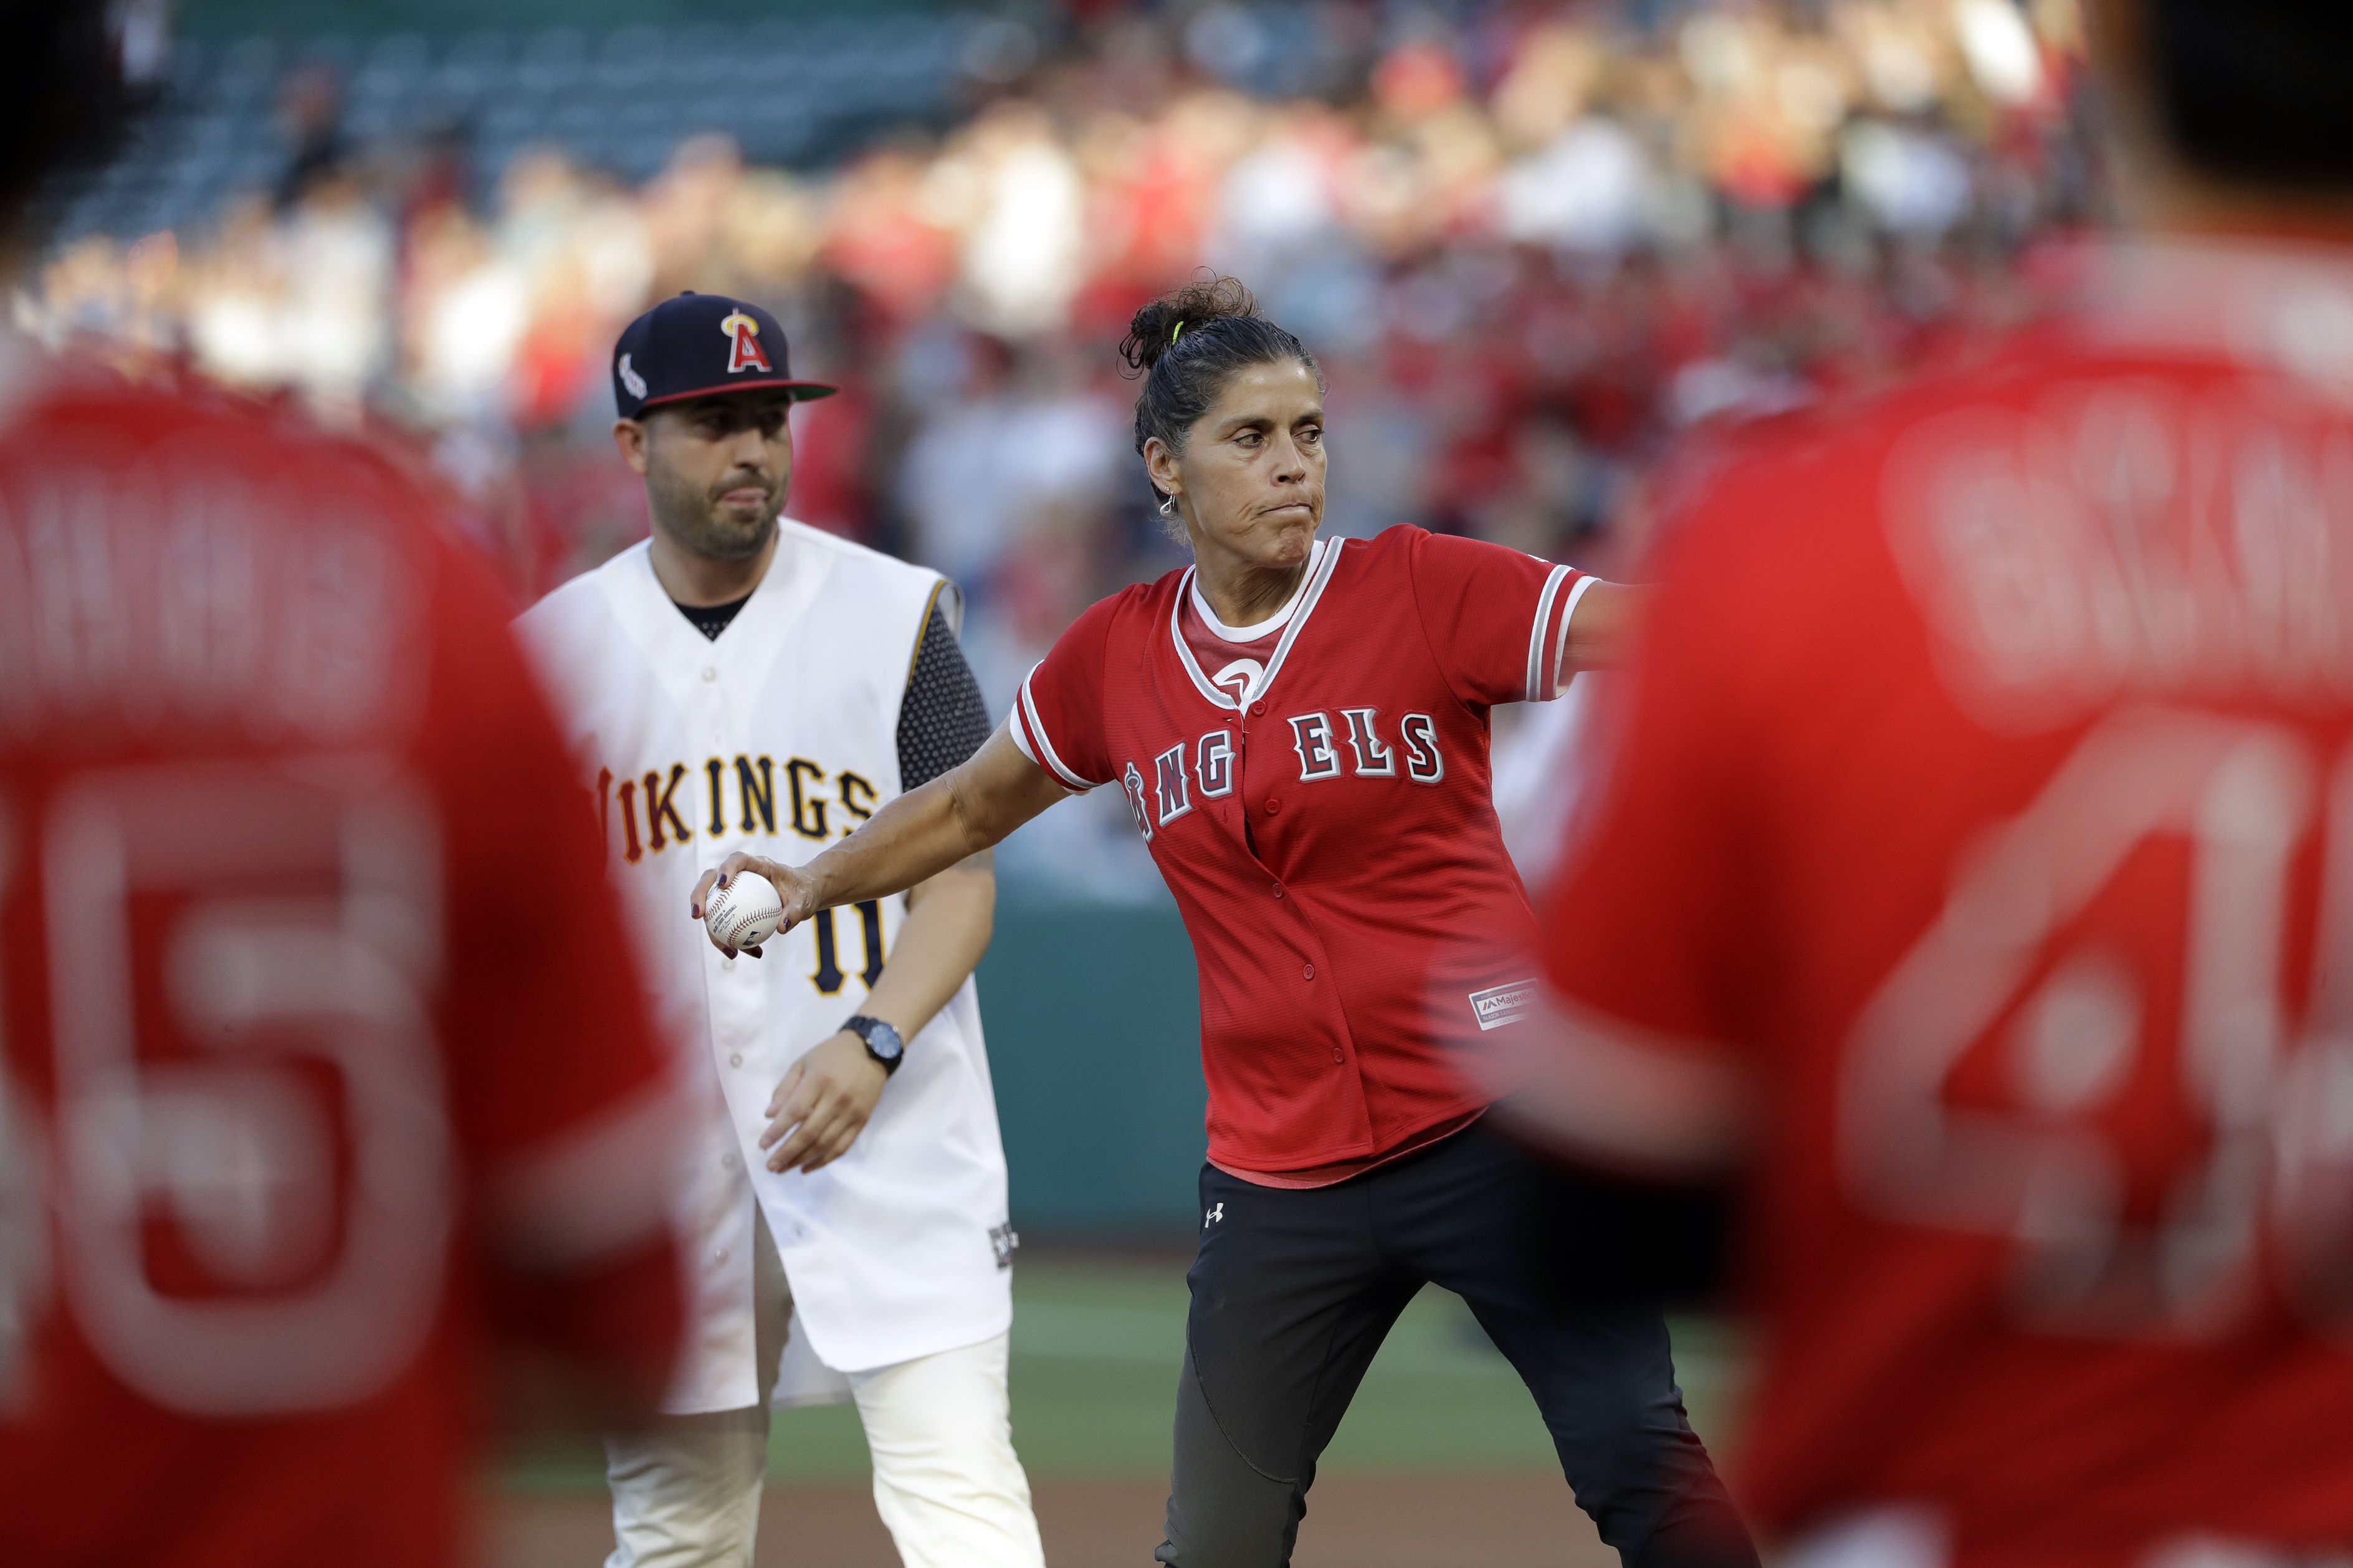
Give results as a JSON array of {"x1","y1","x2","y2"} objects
[{"x1": 1188, "y1": 539, "x2": 1324, "y2": 645}]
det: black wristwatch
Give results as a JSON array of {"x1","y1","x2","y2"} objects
[{"x1": 844, "y1": 1014, "x2": 905, "y2": 1075}]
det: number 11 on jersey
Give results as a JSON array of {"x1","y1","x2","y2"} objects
[{"x1": 809, "y1": 900, "x2": 885, "y2": 995}]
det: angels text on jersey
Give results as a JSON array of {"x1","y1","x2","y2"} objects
[
  {"x1": 593, "y1": 748, "x2": 887, "y2": 993},
  {"x1": 1120, "y1": 708, "x2": 1446, "y2": 840}
]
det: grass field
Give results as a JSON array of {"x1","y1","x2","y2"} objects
[{"x1": 504, "y1": 1250, "x2": 1750, "y2": 1492}]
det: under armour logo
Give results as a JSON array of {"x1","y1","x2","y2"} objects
[{"x1": 1205, "y1": 1203, "x2": 1224, "y2": 1227}]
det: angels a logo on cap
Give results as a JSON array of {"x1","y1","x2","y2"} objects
[{"x1": 720, "y1": 310, "x2": 771, "y2": 374}]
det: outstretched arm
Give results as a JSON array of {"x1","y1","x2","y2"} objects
[
  {"x1": 689, "y1": 723, "x2": 1068, "y2": 956},
  {"x1": 1559, "y1": 579, "x2": 1654, "y2": 679}
]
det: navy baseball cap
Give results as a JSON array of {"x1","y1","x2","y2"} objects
[{"x1": 611, "y1": 291, "x2": 837, "y2": 419}]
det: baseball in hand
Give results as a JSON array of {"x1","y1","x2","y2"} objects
[{"x1": 704, "y1": 872, "x2": 786, "y2": 951}]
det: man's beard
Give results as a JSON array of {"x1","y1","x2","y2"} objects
[{"x1": 647, "y1": 465, "x2": 778, "y2": 562}]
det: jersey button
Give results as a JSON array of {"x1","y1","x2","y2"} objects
[
  {"x1": 729, "y1": 1052, "x2": 743, "y2": 1068},
  {"x1": 1302, "y1": 962, "x2": 1315, "y2": 980},
  {"x1": 1270, "y1": 882, "x2": 1283, "y2": 899},
  {"x1": 1250, "y1": 700, "x2": 1266, "y2": 716},
  {"x1": 1264, "y1": 797, "x2": 1281, "y2": 815},
  {"x1": 701, "y1": 667, "x2": 717, "y2": 683},
  {"x1": 1332, "y1": 1047, "x2": 1345, "y2": 1065}
]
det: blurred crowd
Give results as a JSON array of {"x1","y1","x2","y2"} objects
[{"x1": 24, "y1": 0, "x2": 2093, "y2": 886}]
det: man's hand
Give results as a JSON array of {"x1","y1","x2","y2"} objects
[
  {"x1": 690, "y1": 852, "x2": 817, "y2": 957},
  {"x1": 759, "y1": 1032, "x2": 889, "y2": 1173}
]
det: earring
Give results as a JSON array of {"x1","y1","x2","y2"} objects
[{"x1": 1157, "y1": 493, "x2": 1176, "y2": 518}]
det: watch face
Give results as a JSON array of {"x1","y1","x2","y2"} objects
[{"x1": 861, "y1": 1020, "x2": 904, "y2": 1059}]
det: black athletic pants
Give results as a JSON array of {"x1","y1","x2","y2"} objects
[{"x1": 1155, "y1": 1118, "x2": 1757, "y2": 1568}]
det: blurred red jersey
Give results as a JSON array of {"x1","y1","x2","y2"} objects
[
  {"x1": 0, "y1": 358, "x2": 684, "y2": 1568},
  {"x1": 1532, "y1": 240, "x2": 2353, "y2": 1568}
]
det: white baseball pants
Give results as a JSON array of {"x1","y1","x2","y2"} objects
[{"x1": 604, "y1": 1215, "x2": 1044, "y2": 1568}]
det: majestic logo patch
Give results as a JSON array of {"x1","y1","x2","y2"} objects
[
  {"x1": 990, "y1": 1222, "x2": 1019, "y2": 1270},
  {"x1": 617, "y1": 352, "x2": 647, "y2": 400},
  {"x1": 720, "y1": 310, "x2": 771, "y2": 374},
  {"x1": 1468, "y1": 979, "x2": 1538, "y2": 1032}
]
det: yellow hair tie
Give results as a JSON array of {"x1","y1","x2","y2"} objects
[{"x1": 1172, "y1": 320, "x2": 1185, "y2": 344}]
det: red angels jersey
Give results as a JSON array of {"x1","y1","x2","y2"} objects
[
  {"x1": 1011, "y1": 526, "x2": 1590, "y2": 1172},
  {"x1": 0, "y1": 361, "x2": 684, "y2": 1568},
  {"x1": 1535, "y1": 239, "x2": 2353, "y2": 1568}
]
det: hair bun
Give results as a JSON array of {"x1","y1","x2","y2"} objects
[{"x1": 1119, "y1": 274, "x2": 1261, "y2": 376}]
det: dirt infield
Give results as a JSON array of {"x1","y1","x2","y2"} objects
[{"x1": 492, "y1": 1472, "x2": 1616, "y2": 1567}]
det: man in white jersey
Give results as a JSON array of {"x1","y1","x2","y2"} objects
[{"x1": 519, "y1": 291, "x2": 1044, "y2": 1568}]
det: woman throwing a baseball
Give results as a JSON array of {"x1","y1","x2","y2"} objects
[{"x1": 692, "y1": 277, "x2": 1756, "y2": 1568}]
